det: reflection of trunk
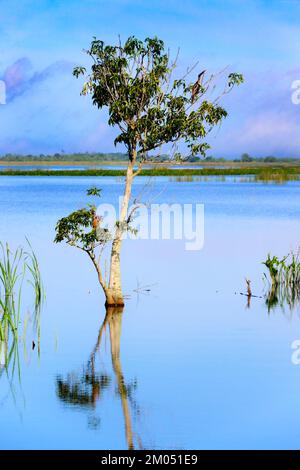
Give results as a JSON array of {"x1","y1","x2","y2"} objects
[
  {"x1": 106, "y1": 155, "x2": 135, "y2": 306},
  {"x1": 56, "y1": 306, "x2": 137, "y2": 449},
  {"x1": 106, "y1": 306, "x2": 134, "y2": 450}
]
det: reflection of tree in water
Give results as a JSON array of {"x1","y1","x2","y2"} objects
[
  {"x1": 56, "y1": 306, "x2": 141, "y2": 449},
  {"x1": 57, "y1": 371, "x2": 111, "y2": 408}
]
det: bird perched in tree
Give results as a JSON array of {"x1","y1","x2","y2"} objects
[
  {"x1": 191, "y1": 70, "x2": 206, "y2": 104},
  {"x1": 92, "y1": 214, "x2": 101, "y2": 229},
  {"x1": 92, "y1": 212, "x2": 105, "y2": 242}
]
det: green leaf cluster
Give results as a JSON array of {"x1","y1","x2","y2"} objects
[{"x1": 55, "y1": 206, "x2": 106, "y2": 250}]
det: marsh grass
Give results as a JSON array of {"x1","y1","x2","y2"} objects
[
  {"x1": 263, "y1": 251, "x2": 300, "y2": 312},
  {"x1": 255, "y1": 168, "x2": 300, "y2": 184},
  {"x1": 0, "y1": 243, "x2": 25, "y2": 340},
  {"x1": 0, "y1": 241, "x2": 44, "y2": 350},
  {"x1": 25, "y1": 239, "x2": 45, "y2": 351},
  {"x1": 168, "y1": 175, "x2": 202, "y2": 182},
  {"x1": 1, "y1": 166, "x2": 300, "y2": 179}
]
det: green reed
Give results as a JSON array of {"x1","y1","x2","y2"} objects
[
  {"x1": 0, "y1": 241, "x2": 44, "y2": 344},
  {"x1": 25, "y1": 239, "x2": 45, "y2": 351},
  {"x1": 0, "y1": 243, "x2": 25, "y2": 340},
  {"x1": 263, "y1": 250, "x2": 300, "y2": 312},
  {"x1": 25, "y1": 239, "x2": 45, "y2": 309}
]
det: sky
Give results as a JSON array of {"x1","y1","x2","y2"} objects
[{"x1": 1, "y1": 0, "x2": 300, "y2": 157}]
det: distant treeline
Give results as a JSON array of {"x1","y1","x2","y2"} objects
[
  {"x1": 0, "y1": 152, "x2": 201, "y2": 163},
  {"x1": 206, "y1": 153, "x2": 300, "y2": 163},
  {"x1": 0, "y1": 152, "x2": 129, "y2": 162},
  {"x1": 233, "y1": 153, "x2": 300, "y2": 163},
  {"x1": 0, "y1": 152, "x2": 299, "y2": 163}
]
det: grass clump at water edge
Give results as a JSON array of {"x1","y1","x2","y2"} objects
[{"x1": 0, "y1": 241, "x2": 45, "y2": 357}]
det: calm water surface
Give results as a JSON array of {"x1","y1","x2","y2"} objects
[{"x1": 0, "y1": 176, "x2": 300, "y2": 449}]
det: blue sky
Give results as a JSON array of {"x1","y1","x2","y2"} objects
[{"x1": 1, "y1": 0, "x2": 300, "y2": 157}]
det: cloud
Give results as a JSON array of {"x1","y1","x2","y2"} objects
[
  {"x1": 207, "y1": 68, "x2": 300, "y2": 158},
  {"x1": 1, "y1": 57, "x2": 73, "y2": 103},
  {"x1": 224, "y1": 111, "x2": 300, "y2": 156},
  {"x1": 2, "y1": 58, "x2": 300, "y2": 157},
  {"x1": 0, "y1": 57, "x2": 116, "y2": 155},
  {"x1": 3, "y1": 58, "x2": 33, "y2": 95}
]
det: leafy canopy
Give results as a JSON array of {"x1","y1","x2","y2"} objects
[
  {"x1": 54, "y1": 207, "x2": 97, "y2": 250},
  {"x1": 54, "y1": 187, "x2": 111, "y2": 251},
  {"x1": 74, "y1": 36, "x2": 243, "y2": 158}
]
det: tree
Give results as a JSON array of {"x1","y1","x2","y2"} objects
[
  {"x1": 55, "y1": 36, "x2": 243, "y2": 306},
  {"x1": 264, "y1": 156, "x2": 277, "y2": 163},
  {"x1": 241, "y1": 152, "x2": 252, "y2": 162}
]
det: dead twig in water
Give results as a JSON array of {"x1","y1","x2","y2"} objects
[{"x1": 239, "y1": 292, "x2": 262, "y2": 299}]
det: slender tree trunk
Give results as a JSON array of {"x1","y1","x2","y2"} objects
[{"x1": 105, "y1": 152, "x2": 136, "y2": 306}]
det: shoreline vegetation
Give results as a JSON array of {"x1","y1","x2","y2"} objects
[
  {"x1": 1, "y1": 159, "x2": 300, "y2": 167},
  {"x1": 1, "y1": 152, "x2": 300, "y2": 165},
  {"x1": 0, "y1": 166, "x2": 300, "y2": 182},
  {"x1": 1, "y1": 154, "x2": 300, "y2": 181}
]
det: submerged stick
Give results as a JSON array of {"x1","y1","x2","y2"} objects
[{"x1": 245, "y1": 278, "x2": 252, "y2": 297}]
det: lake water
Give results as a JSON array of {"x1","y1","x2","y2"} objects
[{"x1": 1, "y1": 176, "x2": 300, "y2": 450}]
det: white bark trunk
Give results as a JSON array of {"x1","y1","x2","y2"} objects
[{"x1": 106, "y1": 153, "x2": 136, "y2": 306}]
